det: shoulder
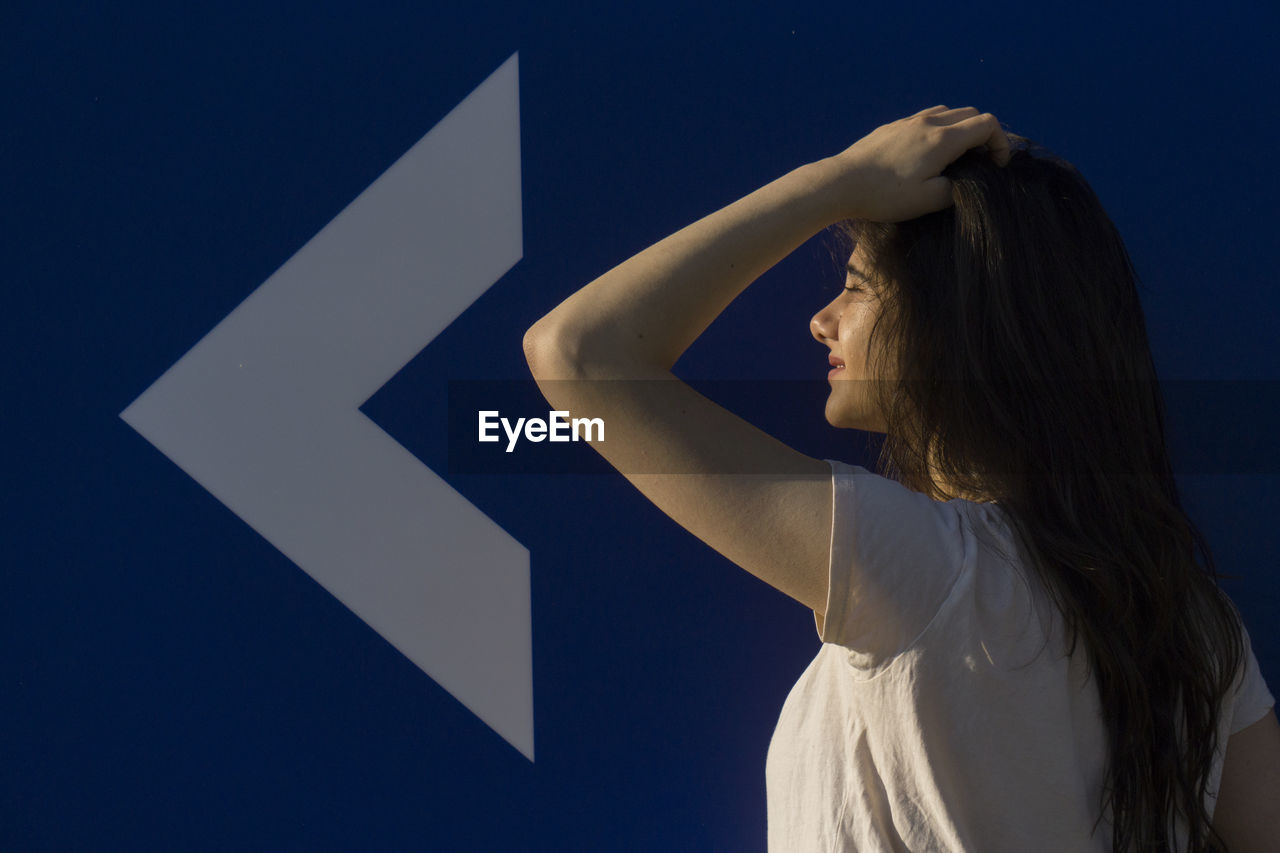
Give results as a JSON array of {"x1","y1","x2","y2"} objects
[{"x1": 820, "y1": 461, "x2": 975, "y2": 658}]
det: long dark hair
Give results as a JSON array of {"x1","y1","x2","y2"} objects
[{"x1": 827, "y1": 134, "x2": 1245, "y2": 851}]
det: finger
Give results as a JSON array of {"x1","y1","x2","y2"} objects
[
  {"x1": 950, "y1": 112, "x2": 1012, "y2": 165},
  {"x1": 928, "y1": 106, "x2": 982, "y2": 125},
  {"x1": 920, "y1": 175, "x2": 955, "y2": 214},
  {"x1": 913, "y1": 104, "x2": 951, "y2": 117}
]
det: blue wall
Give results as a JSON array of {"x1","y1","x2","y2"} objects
[{"x1": 7, "y1": 2, "x2": 1278, "y2": 849}]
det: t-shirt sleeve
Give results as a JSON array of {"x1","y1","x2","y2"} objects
[
  {"x1": 1229, "y1": 619, "x2": 1275, "y2": 735},
  {"x1": 814, "y1": 458, "x2": 969, "y2": 666}
]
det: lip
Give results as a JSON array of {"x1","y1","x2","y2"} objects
[{"x1": 828, "y1": 354, "x2": 845, "y2": 379}]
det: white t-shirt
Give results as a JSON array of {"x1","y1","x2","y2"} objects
[{"x1": 765, "y1": 459, "x2": 1275, "y2": 852}]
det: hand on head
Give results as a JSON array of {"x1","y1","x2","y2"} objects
[{"x1": 828, "y1": 105, "x2": 1012, "y2": 223}]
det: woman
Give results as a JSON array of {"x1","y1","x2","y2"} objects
[{"x1": 522, "y1": 105, "x2": 1279, "y2": 851}]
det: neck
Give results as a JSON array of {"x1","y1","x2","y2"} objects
[{"x1": 924, "y1": 445, "x2": 997, "y2": 504}]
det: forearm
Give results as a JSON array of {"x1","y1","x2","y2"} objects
[{"x1": 526, "y1": 156, "x2": 848, "y2": 372}]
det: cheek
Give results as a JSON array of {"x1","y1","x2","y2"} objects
[
  {"x1": 842, "y1": 302, "x2": 886, "y2": 373},
  {"x1": 840, "y1": 315, "x2": 870, "y2": 365}
]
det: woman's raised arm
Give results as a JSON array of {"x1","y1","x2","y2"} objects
[
  {"x1": 523, "y1": 105, "x2": 1008, "y2": 374},
  {"x1": 519, "y1": 106, "x2": 1008, "y2": 617}
]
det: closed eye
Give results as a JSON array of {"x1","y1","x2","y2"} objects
[{"x1": 844, "y1": 262, "x2": 872, "y2": 295}]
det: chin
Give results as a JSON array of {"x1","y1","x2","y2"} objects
[
  {"x1": 825, "y1": 403, "x2": 886, "y2": 433},
  {"x1": 824, "y1": 406, "x2": 860, "y2": 430}
]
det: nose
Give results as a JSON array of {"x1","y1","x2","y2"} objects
[{"x1": 810, "y1": 297, "x2": 841, "y2": 345}]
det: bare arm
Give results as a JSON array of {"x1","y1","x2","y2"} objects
[
  {"x1": 522, "y1": 106, "x2": 1009, "y2": 613},
  {"x1": 1212, "y1": 707, "x2": 1280, "y2": 852},
  {"x1": 525, "y1": 106, "x2": 1010, "y2": 372},
  {"x1": 524, "y1": 157, "x2": 841, "y2": 372}
]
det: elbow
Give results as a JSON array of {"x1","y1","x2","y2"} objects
[
  {"x1": 523, "y1": 319, "x2": 582, "y2": 380},
  {"x1": 524, "y1": 316, "x2": 667, "y2": 381},
  {"x1": 523, "y1": 321, "x2": 592, "y2": 415},
  {"x1": 521, "y1": 322, "x2": 544, "y2": 373}
]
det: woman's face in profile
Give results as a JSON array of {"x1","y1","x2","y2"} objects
[{"x1": 810, "y1": 246, "x2": 890, "y2": 433}]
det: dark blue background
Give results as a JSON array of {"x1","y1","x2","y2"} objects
[{"x1": 7, "y1": 2, "x2": 1278, "y2": 850}]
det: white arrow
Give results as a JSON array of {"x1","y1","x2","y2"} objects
[{"x1": 120, "y1": 53, "x2": 533, "y2": 760}]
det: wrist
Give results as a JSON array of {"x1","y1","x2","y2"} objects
[{"x1": 801, "y1": 154, "x2": 868, "y2": 224}]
